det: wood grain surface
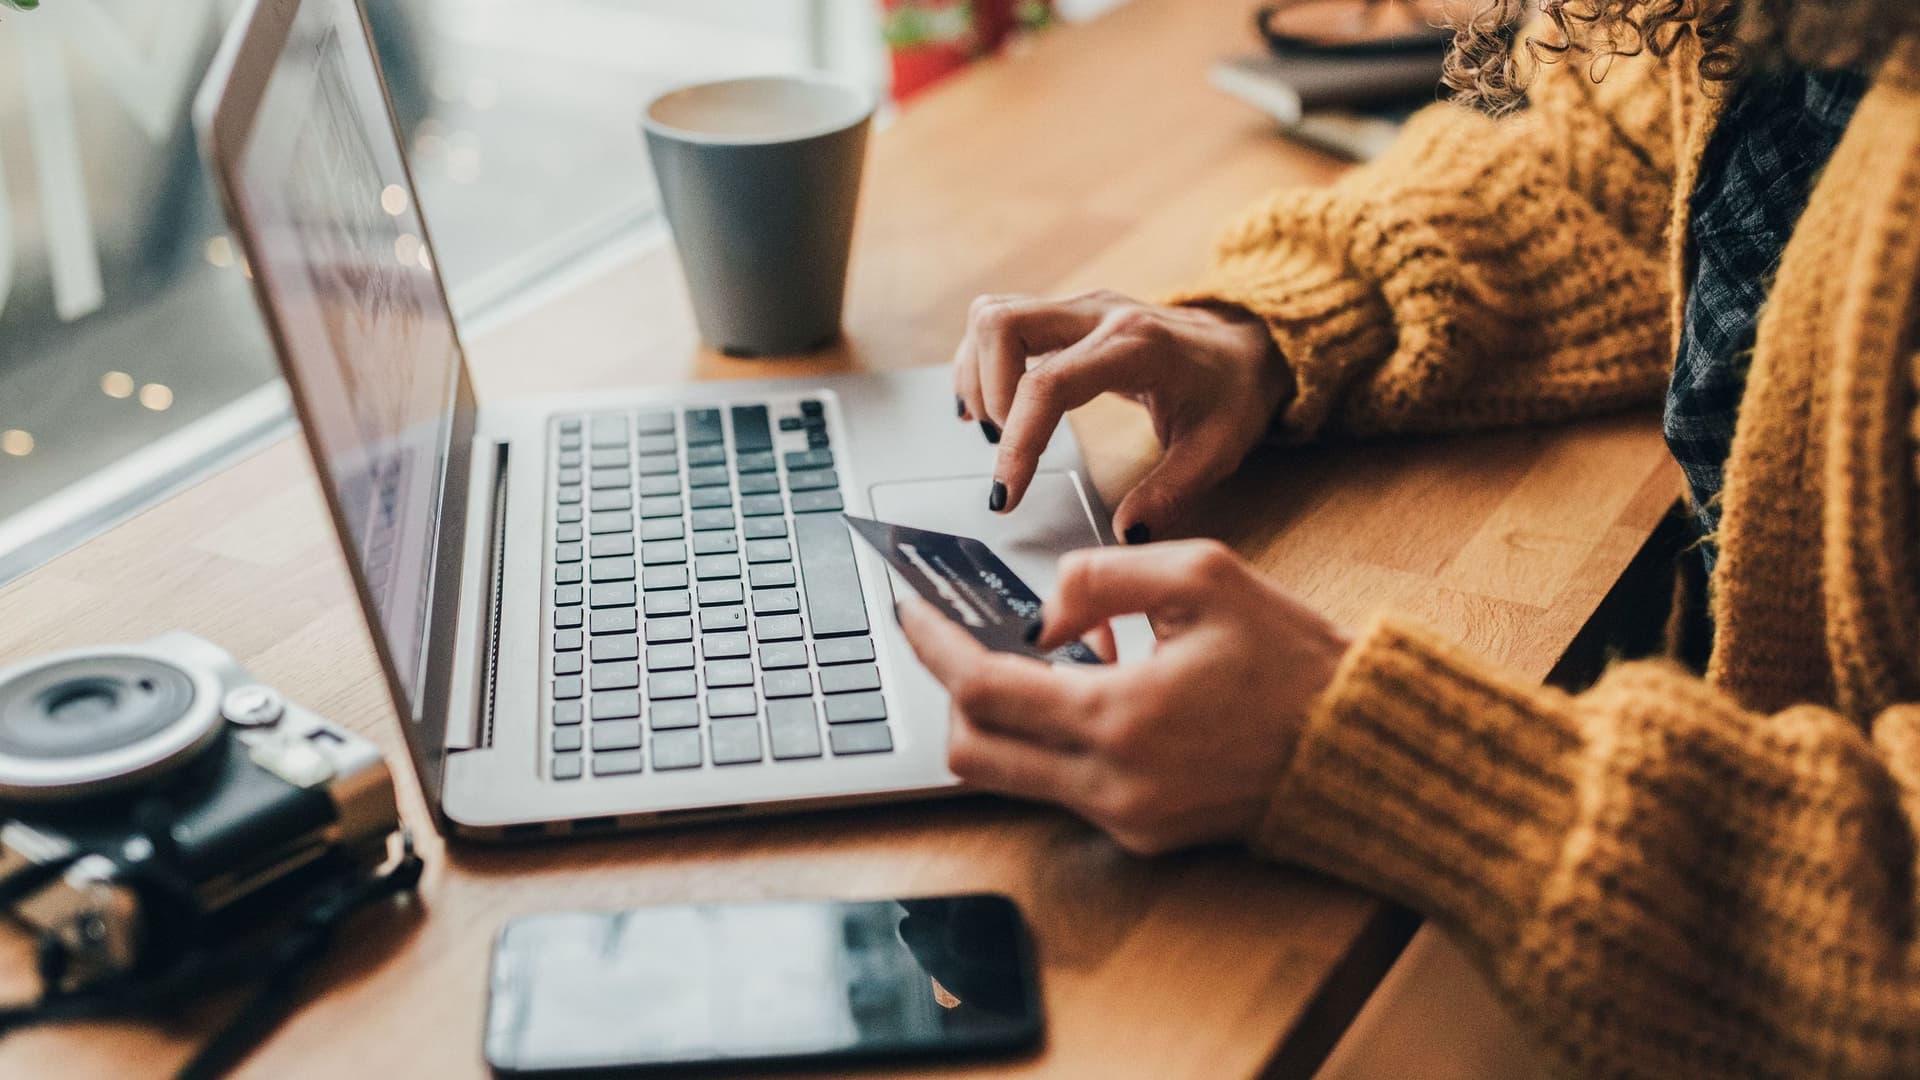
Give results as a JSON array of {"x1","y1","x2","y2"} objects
[{"x1": 0, "y1": 0, "x2": 1683, "y2": 1076}]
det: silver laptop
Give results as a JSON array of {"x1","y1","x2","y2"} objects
[{"x1": 195, "y1": 0, "x2": 1142, "y2": 839}]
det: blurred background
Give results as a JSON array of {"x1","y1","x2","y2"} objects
[{"x1": 0, "y1": 0, "x2": 1114, "y2": 580}]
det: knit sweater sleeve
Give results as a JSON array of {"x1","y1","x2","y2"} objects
[
  {"x1": 1265, "y1": 617, "x2": 1920, "y2": 1078},
  {"x1": 1168, "y1": 47, "x2": 1679, "y2": 440}
]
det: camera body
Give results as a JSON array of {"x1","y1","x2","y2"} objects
[{"x1": 0, "y1": 634, "x2": 400, "y2": 993}]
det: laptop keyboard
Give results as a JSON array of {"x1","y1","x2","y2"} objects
[{"x1": 545, "y1": 396, "x2": 894, "y2": 781}]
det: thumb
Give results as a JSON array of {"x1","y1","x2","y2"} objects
[
  {"x1": 1032, "y1": 541, "x2": 1225, "y2": 651},
  {"x1": 1111, "y1": 432, "x2": 1236, "y2": 544}
]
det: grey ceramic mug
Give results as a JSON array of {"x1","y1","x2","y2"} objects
[{"x1": 643, "y1": 75, "x2": 875, "y2": 357}]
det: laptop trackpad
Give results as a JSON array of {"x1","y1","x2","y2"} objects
[{"x1": 868, "y1": 470, "x2": 1100, "y2": 604}]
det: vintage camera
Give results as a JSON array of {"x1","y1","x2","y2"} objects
[{"x1": 0, "y1": 634, "x2": 401, "y2": 994}]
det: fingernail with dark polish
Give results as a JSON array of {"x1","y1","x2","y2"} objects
[
  {"x1": 988, "y1": 480, "x2": 1008, "y2": 512},
  {"x1": 1023, "y1": 619, "x2": 1044, "y2": 645},
  {"x1": 955, "y1": 395, "x2": 968, "y2": 419},
  {"x1": 979, "y1": 419, "x2": 1002, "y2": 444},
  {"x1": 1123, "y1": 523, "x2": 1151, "y2": 545}
]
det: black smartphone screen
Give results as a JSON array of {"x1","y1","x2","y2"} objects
[{"x1": 484, "y1": 894, "x2": 1043, "y2": 1075}]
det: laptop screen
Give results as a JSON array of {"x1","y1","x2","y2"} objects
[{"x1": 228, "y1": 0, "x2": 461, "y2": 716}]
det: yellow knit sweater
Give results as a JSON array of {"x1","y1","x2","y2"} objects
[{"x1": 1174, "y1": 32, "x2": 1920, "y2": 1080}]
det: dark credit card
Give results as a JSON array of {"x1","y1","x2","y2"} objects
[{"x1": 845, "y1": 515, "x2": 1103, "y2": 665}]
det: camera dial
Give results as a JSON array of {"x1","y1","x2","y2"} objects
[{"x1": 0, "y1": 647, "x2": 225, "y2": 802}]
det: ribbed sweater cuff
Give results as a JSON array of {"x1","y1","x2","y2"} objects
[
  {"x1": 1164, "y1": 259, "x2": 1394, "y2": 442},
  {"x1": 1257, "y1": 617, "x2": 1587, "y2": 949}
]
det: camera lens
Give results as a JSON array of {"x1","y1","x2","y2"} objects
[{"x1": 0, "y1": 654, "x2": 221, "y2": 801}]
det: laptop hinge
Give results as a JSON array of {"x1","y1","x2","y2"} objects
[{"x1": 474, "y1": 441, "x2": 511, "y2": 751}]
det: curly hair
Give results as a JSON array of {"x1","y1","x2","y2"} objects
[{"x1": 1443, "y1": 0, "x2": 1920, "y2": 113}]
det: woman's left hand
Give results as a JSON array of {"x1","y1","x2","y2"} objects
[{"x1": 894, "y1": 540, "x2": 1352, "y2": 855}]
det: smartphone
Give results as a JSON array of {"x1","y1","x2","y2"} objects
[{"x1": 484, "y1": 893, "x2": 1044, "y2": 1076}]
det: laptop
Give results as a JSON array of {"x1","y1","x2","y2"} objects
[{"x1": 194, "y1": 0, "x2": 1145, "y2": 839}]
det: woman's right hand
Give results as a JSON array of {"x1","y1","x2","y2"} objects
[{"x1": 952, "y1": 290, "x2": 1290, "y2": 542}]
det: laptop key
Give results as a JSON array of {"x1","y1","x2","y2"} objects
[
  {"x1": 593, "y1": 721, "x2": 643, "y2": 752},
  {"x1": 646, "y1": 643, "x2": 695, "y2": 671},
  {"x1": 589, "y1": 511, "x2": 632, "y2": 534},
  {"x1": 749, "y1": 564, "x2": 797, "y2": 589},
  {"x1": 559, "y1": 468, "x2": 583, "y2": 487},
  {"x1": 751, "y1": 589, "x2": 800, "y2": 616},
  {"x1": 778, "y1": 415, "x2": 804, "y2": 432},
  {"x1": 790, "y1": 489, "x2": 844, "y2": 514},
  {"x1": 552, "y1": 728, "x2": 584, "y2": 752},
  {"x1": 701, "y1": 606, "x2": 748, "y2": 634},
  {"x1": 590, "y1": 468, "x2": 630, "y2": 490},
  {"x1": 695, "y1": 555, "x2": 741, "y2": 580},
  {"x1": 592, "y1": 750, "x2": 643, "y2": 776},
  {"x1": 589, "y1": 448, "x2": 627, "y2": 469},
  {"x1": 591, "y1": 535, "x2": 633, "y2": 558},
  {"x1": 555, "y1": 585, "x2": 585, "y2": 607},
  {"x1": 755, "y1": 614, "x2": 804, "y2": 641},
  {"x1": 785, "y1": 448, "x2": 833, "y2": 471},
  {"x1": 743, "y1": 516, "x2": 787, "y2": 540},
  {"x1": 731, "y1": 405, "x2": 773, "y2": 453},
  {"x1": 704, "y1": 632, "x2": 750, "y2": 659},
  {"x1": 554, "y1": 653, "x2": 583, "y2": 676},
  {"x1": 799, "y1": 399, "x2": 823, "y2": 418},
  {"x1": 555, "y1": 607, "x2": 584, "y2": 629},
  {"x1": 637, "y1": 433, "x2": 677, "y2": 455},
  {"x1": 825, "y1": 692, "x2": 887, "y2": 724},
  {"x1": 687, "y1": 465, "x2": 729, "y2": 488},
  {"x1": 793, "y1": 512, "x2": 869, "y2": 636},
  {"x1": 735, "y1": 451, "x2": 775, "y2": 474},
  {"x1": 705, "y1": 659, "x2": 753, "y2": 688},
  {"x1": 707, "y1": 687, "x2": 758, "y2": 718},
  {"x1": 557, "y1": 505, "x2": 583, "y2": 524},
  {"x1": 559, "y1": 417, "x2": 583, "y2": 433},
  {"x1": 556, "y1": 524, "x2": 583, "y2": 543},
  {"x1": 639, "y1": 496, "x2": 683, "y2": 519},
  {"x1": 814, "y1": 636, "x2": 875, "y2": 665},
  {"x1": 556, "y1": 544, "x2": 583, "y2": 564},
  {"x1": 590, "y1": 583, "x2": 636, "y2": 608},
  {"x1": 637, "y1": 453, "x2": 678, "y2": 476},
  {"x1": 768, "y1": 699, "x2": 823, "y2": 759},
  {"x1": 651, "y1": 729, "x2": 702, "y2": 770},
  {"x1": 590, "y1": 489, "x2": 631, "y2": 512},
  {"x1": 554, "y1": 629, "x2": 584, "y2": 652},
  {"x1": 644, "y1": 590, "x2": 691, "y2": 617},
  {"x1": 650, "y1": 699, "x2": 700, "y2": 730},
  {"x1": 786, "y1": 469, "x2": 838, "y2": 492},
  {"x1": 693, "y1": 532, "x2": 739, "y2": 556},
  {"x1": 709, "y1": 718, "x2": 763, "y2": 765},
  {"x1": 829, "y1": 722, "x2": 893, "y2": 756},
  {"x1": 763, "y1": 669, "x2": 812, "y2": 698},
  {"x1": 590, "y1": 663, "x2": 639, "y2": 691},
  {"x1": 591, "y1": 609, "x2": 638, "y2": 635},
  {"x1": 553, "y1": 701, "x2": 584, "y2": 726},
  {"x1": 590, "y1": 416, "x2": 627, "y2": 447},
  {"x1": 807, "y1": 429, "x2": 830, "y2": 449},
  {"x1": 590, "y1": 636, "x2": 638, "y2": 663},
  {"x1": 591, "y1": 691, "x2": 641, "y2": 721},
  {"x1": 560, "y1": 451, "x2": 583, "y2": 469},
  {"x1": 553, "y1": 676, "x2": 583, "y2": 700},
  {"x1": 685, "y1": 408, "x2": 724, "y2": 446},
  {"x1": 641, "y1": 517, "x2": 684, "y2": 541},
  {"x1": 698, "y1": 580, "x2": 744, "y2": 606},
  {"x1": 737, "y1": 472, "x2": 780, "y2": 496},
  {"x1": 740, "y1": 494, "x2": 785, "y2": 517},
  {"x1": 552, "y1": 753, "x2": 584, "y2": 780},
  {"x1": 636, "y1": 410, "x2": 675, "y2": 435},
  {"x1": 645, "y1": 617, "x2": 693, "y2": 644},
  {"x1": 689, "y1": 487, "x2": 732, "y2": 510},
  {"x1": 691, "y1": 508, "x2": 734, "y2": 532},
  {"x1": 819, "y1": 663, "x2": 881, "y2": 695},
  {"x1": 642, "y1": 541, "x2": 688, "y2": 566},
  {"x1": 642, "y1": 566, "x2": 689, "y2": 591},
  {"x1": 591, "y1": 558, "x2": 636, "y2": 583},
  {"x1": 639, "y1": 474, "x2": 680, "y2": 497},
  {"x1": 649, "y1": 671, "x2": 697, "y2": 699},
  {"x1": 759, "y1": 642, "x2": 808, "y2": 669},
  {"x1": 745, "y1": 539, "x2": 791, "y2": 564},
  {"x1": 687, "y1": 443, "x2": 726, "y2": 467}
]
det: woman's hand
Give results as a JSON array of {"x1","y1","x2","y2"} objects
[
  {"x1": 952, "y1": 291, "x2": 1289, "y2": 543},
  {"x1": 895, "y1": 540, "x2": 1351, "y2": 856}
]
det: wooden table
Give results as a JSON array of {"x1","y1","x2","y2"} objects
[{"x1": 0, "y1": 0, "x2": 1683, "y2": 1076}]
